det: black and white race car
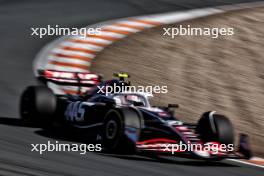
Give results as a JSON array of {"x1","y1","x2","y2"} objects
[{"x1": 20, "y1": 70, "x2": 252, "y2": 160}]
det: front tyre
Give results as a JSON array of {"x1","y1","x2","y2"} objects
[
  {"x1": 196, "y1": 111, "x2": 234, "y2": 145},
  {"x1": 102, "y1": 107, "x2": 142, "y2": 154}
]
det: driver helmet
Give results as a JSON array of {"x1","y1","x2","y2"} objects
[{"x1": 125, "y1": 95, "x2": 143, "y2": 106}]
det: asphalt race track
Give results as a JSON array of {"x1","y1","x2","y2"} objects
[{"x1": 0, "y1": 0, "x2": 263, "y2": 175}]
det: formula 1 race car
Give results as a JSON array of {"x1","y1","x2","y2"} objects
[{"x1": 20, "y1": 70, "x2": 252, "y2": 160}]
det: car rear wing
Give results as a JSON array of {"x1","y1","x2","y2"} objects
[{"x1": 37, "y1": 70, "x2": 102, "y2": 87}]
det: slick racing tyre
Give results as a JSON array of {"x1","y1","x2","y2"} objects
[
  {"x1": 196, "y1": 111, "x2": 234, "y2": 145},
  {"x1": 102, "y1": 107, "x2": 143, "y2": 154},
  {"x1": 20, "y1": 86, "x2": 57, "y2": 125}
]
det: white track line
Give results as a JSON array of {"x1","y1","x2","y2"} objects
[
  {"x1": 48, "y1": 56, "x2": 91, "y2": 66},
  {"x1": 52, "y1": 49, "x2": 95, "y2": 58},
  {"x1": 118, "y1": 21, "x2": 155, "y2": 27},
  {"x1": 61, "y1": 42, "x2": 103, "y2": 51},
  {"x1": 228, "y1": 159, "x2": 264, "y2": 169},
  {"x1": 102, "y1": 25, "x2": 140, "y2": 33},
  {"x1": 45, "y1": 64, "x2": 88, "y2": 72},
  {"x1": 71, "y1": 36, "x2": 113, "y2": 44},
  {"x1": 96, "y1": 31, "x2": 126, "y2": 38}
]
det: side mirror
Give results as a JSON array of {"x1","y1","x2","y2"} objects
[
  {"x1": 168, "y1": 104, "x2": 179, "y2": 108},
  {"x1": 103, "y1": 98, "x2": 116, "y2": 106},
  {"x1": 133, "y1": 101, "x2": 144, "y2": 106}
]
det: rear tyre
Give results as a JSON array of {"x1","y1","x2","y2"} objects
[
  {"x1": 20, "y1": 86, "x2": 57, "y2": 126},
  {"x1": 102, "y1": 107, "x2": 142, "y2": 154},
  {"x1": 196, "y1": 111, "x2": 234, "y2": 145}
]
